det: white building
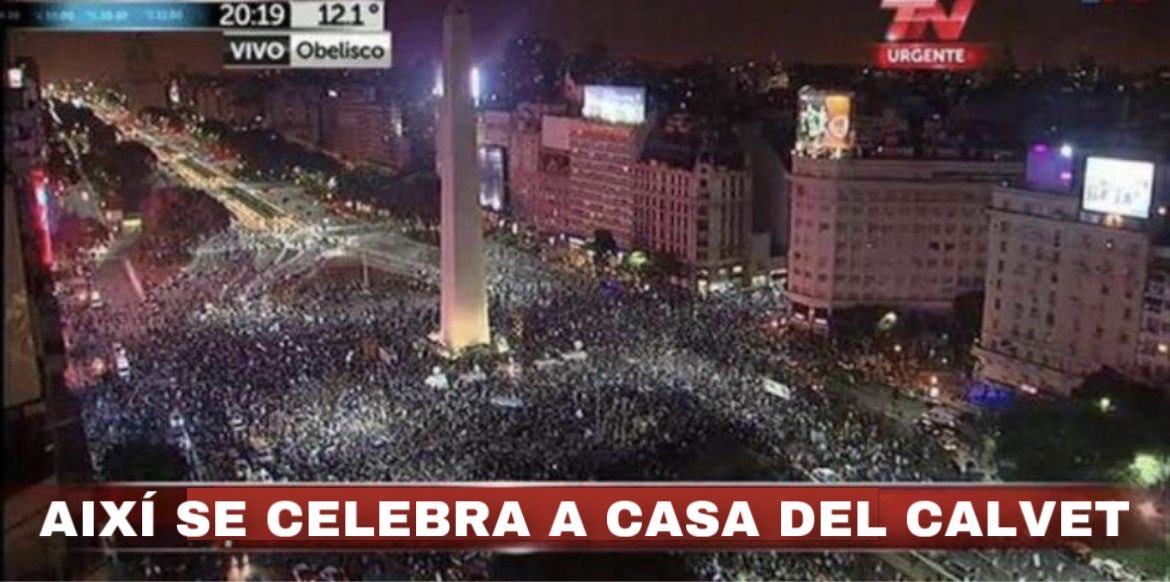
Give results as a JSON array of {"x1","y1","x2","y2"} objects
[
  {"x1": 1137, "y1": 244, "x2": 1170, "y2": 390},
  {"x1": 787, "y1": 156, "x2": 1021, "y2": 322},
  {"x1": 975, "y1": 186, "x2": 1154, "y2": 395}
]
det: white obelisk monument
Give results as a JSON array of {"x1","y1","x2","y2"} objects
[{"x1": 438, "y1": 0, "x2": 490, "y2": 351}]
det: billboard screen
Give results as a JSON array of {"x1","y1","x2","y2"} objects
[
  {"x1": 1081, "y1": 157, "x2": 1156, "y2": 219},
  {"x1": 796, "y1": 90, "x2": 853, "y2": 157},
  {"x1": 479, "y1": 145, "x2": 506, "y2": 213},
  {"x1": 583, "y1": 86, "x2": 645, "y2": 125},
  {"x1": 1025, "y1": 143, "x2": 1075, "y2": 193}
]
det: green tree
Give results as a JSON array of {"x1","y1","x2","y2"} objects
[{"x1": 995, "y1": 369, "x2": 1170, "y2": 482}]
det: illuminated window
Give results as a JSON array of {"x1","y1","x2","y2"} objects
[{"x1": 7, "y1": 67, "x2": 23, "y2": 89}]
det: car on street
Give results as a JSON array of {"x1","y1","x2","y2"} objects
[
  {"x1": 112, "y1": 343, "x2": 130, "y2": 379},
  {"x1": 811, "y1": 467, "x2": 843, "y2": 483}
]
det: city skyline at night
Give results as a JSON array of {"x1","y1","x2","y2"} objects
[
  {"x1": 9, "y1": 0, "x2": 1170, "y2": 82},
  {"x1": 4, "y1": 1, "x2": 1169, "y2": 580}
]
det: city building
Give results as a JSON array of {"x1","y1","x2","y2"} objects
[
  {"x1": 187, "y1": 77, "x2": 263, "y2": 128},
  {"x1": 533, "y1": 114, "x2": 574, "y2": 234},
  {"x1": 1138, "y1": 242, "x2": 1170, "y2": 389},
  {"x1": 123, "y1": 34, "x2": 166, "y2": 112},
  {"x1": 265, "y1": 81, "x2": 324, "y2": 146},
  {"x1": 787, "y1": 155, "x2": 1022, "y2": 323},
  {"x1": 323, "y1": 85, "x2": 410, "y2": 172},
  {"x1": 633, "y1": 132, "x2": 753, "y2": 277},
  {"x1": 566, "y1": 116, "x2": 648, "y2": 247},
  {"x1": 498, "y1": 100, "x2": 776, "y2": 280},
  {"x1": 738, "y1": 119, "x2": 792, "y2": 257},
  {"x1": 476, "y1": 110, "x2": 511, "y2": 212},
  {"x1": 477, "y1": 109, "x2": 512, "y2": 147},
  {"x1": 4, "y1": 58, "x2": 92, "y2": 580},
  {"x1": 505, "y1": 107, "x2": 544, "y2": 224},
  {"x1": 975, "y1": 150, "x2": 1168, "y2": 395}
]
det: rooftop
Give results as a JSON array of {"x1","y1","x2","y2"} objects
[{"x1": 640, "y1": 130, "x2": 745, "y2": 171}]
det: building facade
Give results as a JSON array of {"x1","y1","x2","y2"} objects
[
  {"x1": 496, "y1": 107, "x2": 770, "y2": 277},
  {"x1": 566, "y1": 119, "x2": 646, "y2": 247},
  {"x1": 1137, "y1": 244, "x2": 1170, "y2": 388},
  {"x1": 323, "y1": 86, "x2": 409, "y2": 172},
  {"x1": 505, "y1": 112, "x2": 544, "y2": 226},
  {"x1": 4, "y1": 58, "x2": 93, "y2": 580},
  {"x1": 975, "y1": 185, "x2": 1161, "y2": 396},
  {"x1": 633, "y1": 146, "x2": 752, "y2": 273},
  {"x1": 265, "y1": 81, "x2": 323, "y2": 146},
  {"x1": 787, "y1": 157, "x2": 1022, "y2": 321}
]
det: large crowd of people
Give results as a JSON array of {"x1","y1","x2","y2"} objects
[{"x1": 57, "y1": 219, "x2": 1094, "y2": 580}]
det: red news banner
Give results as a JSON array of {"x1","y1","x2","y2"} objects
[{"x1": 37, "y1": 484, "x2": 1168, "y2": 551}]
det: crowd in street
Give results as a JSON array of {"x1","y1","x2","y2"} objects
[{"x1": 60, "y1": 224, "x2": 1074, "y2": 581}]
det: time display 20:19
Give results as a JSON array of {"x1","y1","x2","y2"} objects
[{"x1": 217, "y1": 2, "x2": 289, "y2": 29}]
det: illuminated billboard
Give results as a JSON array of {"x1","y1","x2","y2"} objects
[
  {"x1": 478, "y1": 145, "x2": 506, "y2": 213},
  {"x1": 1081, "y1": 157, "x2": 1156, "y2": 219},
  {"x1": 582, "y1": 86, "x2": 645, "y2": 126},
  {"x1": 796, "y1": 89, "x2": 854, "y2": 158},
  {"x1": 1025, "y1": 143, "x2": 1075, "y2": 193},
  {"x1": 7, "y1": 66, "x2": 23, "y2": 89}
]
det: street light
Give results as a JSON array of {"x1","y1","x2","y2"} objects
[{"x1": 1098, "y1": 397, "x2": 1113, "y2": 414}]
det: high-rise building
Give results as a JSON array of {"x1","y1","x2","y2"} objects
[
  {"x1": 633, "y1": 134, "x2": 752, "y2": 275},
  {"x1": 4, "y1": 57, "x2": 93, "y2": 580},
  {"x1": 323, "y1": 85, "x2": 410, "y2": 172},
  {"x1": 787, "y1": 156, "x2": 1022, "y2": 324},
  {"x1": 4, "y1": 59, "x2": 52, "y2": 466},
  {"x1": 500, "y1": 106, "x2": 770, "y2": 280},
  {"x1": 975, "y1": 186, "x2": 1148, "y2": 394},
  {"x1": 1137, "y1": 243, "x2": 1170, "y2": 389},
  {"x1": 533, "y1": 113, "x2": 574, "y2": 234},
  {"x1": 738, "y1": 120, "x2": 792, "y2": 257},
  {"x1": 567, "y1": 118, "x2": 646, "y2": 247},
  {"x1": 123, "y1": 34, "x2": 165, "y2": 112},
  {"x1": 975, "y1": 152, "x2": 1168, "y2": 395},
  {"x1": 506, "y1": 108, "x2": 543, "y2": 223},
  {"x1": 265, "y1": 80, "x2": 324, "y2": 146}
]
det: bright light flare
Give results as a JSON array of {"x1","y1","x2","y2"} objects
[
  {"x1": 1128, "y1": 453, "x2": 1170, "y2": 487},
  {"x1": 433, "y1": 66, "x2": 482, "y2": 104},
  {"x1": 471, "y1": 66, "x2": 482, "y2": 105}
]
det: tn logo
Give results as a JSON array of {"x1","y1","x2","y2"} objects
[{"x1": 881, "y1": 0, "x2": 976, "y2": 42}]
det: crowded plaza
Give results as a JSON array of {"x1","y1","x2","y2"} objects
[{"x1": 53, "y1": 205, "x2": 1090, "y2": 580}]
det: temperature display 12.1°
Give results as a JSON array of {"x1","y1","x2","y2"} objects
[{"x1": 291, "y1": 1, "x2": 383, "y2": 31}]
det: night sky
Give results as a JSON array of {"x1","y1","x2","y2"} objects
[{"x1": 9, "y1": 0, "x2": 1170, "y2": 80}]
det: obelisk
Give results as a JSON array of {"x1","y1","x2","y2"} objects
[{"x1": 438, "y1": 0, "x2": 490, "y2": 351}]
